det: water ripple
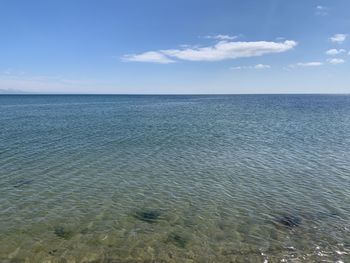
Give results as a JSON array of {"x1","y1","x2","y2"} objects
[{"x1": 0, "y1": 95, "x2": 350, "y2": 262}]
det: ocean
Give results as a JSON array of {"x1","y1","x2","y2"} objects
[{"x1": 0, "y1": 95, "x2": 349, "y2": 262}]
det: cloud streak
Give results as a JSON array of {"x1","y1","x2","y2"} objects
[
  {"x1": 231, "y1": 64, "x2": 271, "y2": 70},
  {"x1": 330, "y1": 34, "x2": 347, "y2": 44},
  {"x1": 123, "y1": 40, "x2": 297, "y2": 63},
  {"x1": 315, "y1": 5, "x2": 328, "y2": 16},
  {"x1": 122, "y1": 51, "x2": 175, "y2": 64},
  {"x1": 204, "y1": 34, "x2": 238, "y2": 40},
  {"x1": 291, "y1": 62, "x2": 323, "y2": 68},
  {"x1": 328, "y1": 58, "x2": 345, "y2": 64},
  {"x1": 325, "y1": 49, "x2": 346, "y2": 55}
]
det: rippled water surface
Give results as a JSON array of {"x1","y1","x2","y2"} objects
[{"x1": 0, "y1": 95, "x2": 350, "y2": 263}]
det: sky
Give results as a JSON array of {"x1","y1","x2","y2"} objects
[{"x1": 0, "y1": 0, "x2": 350, "y2": 94}]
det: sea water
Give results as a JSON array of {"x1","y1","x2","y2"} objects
[{"x1": 0, "y1": 95, "x2": 349, "y2": 262}]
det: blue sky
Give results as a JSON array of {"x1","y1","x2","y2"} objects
[{"x1": 0, "y1": 0, "x2": 349, "y2": 94}]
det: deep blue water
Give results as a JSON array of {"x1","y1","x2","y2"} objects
[{"x1": 0, "y1": 95, "x2": 350, "y2": 262}]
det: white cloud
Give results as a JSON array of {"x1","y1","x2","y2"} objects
[
  {"x1": 122, "y1": 51, "x2": 175, "y2": 64},
  {"x1": 204, "y1": 34, "x2": 238, "y2": 40},
  {"x1": 291, "y1": 62, "x2": 324, "y2": 67},
  {"x1": 315, "y1": 5, "x2": 328, "y2": 16},
  {"x1": 163, "y1": 40, "x2": 297, "y2": 61},
  {"x1": 254, "y1": 64, "x2": 271, "y2": 69},
  {"x1": 328, "y1": 58, "x2": 345, "y2": 64},
  {"x1": 325, "y1": 49, "x2": 346, "y2": 55},
  {"x1": 330, "y1": 34, "x2": 347, "y2": 44},
  {"x1": 123, "y1": 40, "x2": 297, "y2": 63},
  {"x1": 231, "y1": 64, "x2": 271, "y2": 70},
  {"x1": 291, "y1": 59, "x2": 345, "y2": 67}
]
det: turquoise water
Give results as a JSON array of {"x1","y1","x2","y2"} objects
[{"x1": 0, "y1": 95, "x2": 349, "y2": 262}]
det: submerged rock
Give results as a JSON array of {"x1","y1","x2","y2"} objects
[
  {"x1": 276, "y1": 215, "x2": 302, "y2": 228},
  {"x1": 48, "y1": 249, "x2": 58, "y2": 255},
  {"x1": 54, "y1": 226, "x2": 73, "y2": 239},
  {"x1": 133, "y1": 209, "x2": 161, "y2": 223},
  {"x1": 167, "y1": 232, "x2": 188, "y2": 248},
  {"x1": 273, "y1": 210, "x2": 340, "y2": 229},
  {"x1": 80, "y1": 228, "x2": 89, "y2": 235},
  {"x1": 13, "y1": 179, "x2": 34, "y2": 188}
]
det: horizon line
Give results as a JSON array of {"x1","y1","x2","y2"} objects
[{"x1": 1, "y1": 92, "x2": 350, "y2": 96}]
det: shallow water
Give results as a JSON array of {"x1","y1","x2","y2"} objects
[{"x1": 0, "y1": 95, "x2": 349, "y2": 262}]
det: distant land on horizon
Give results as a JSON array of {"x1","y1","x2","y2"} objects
[{"x1": 0, "y1": 88, "x2": 34, "y2": 94}]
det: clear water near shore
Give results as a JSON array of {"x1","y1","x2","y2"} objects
[{"x1": 0, "y1": 95, "x2": 349, "y2": 262}]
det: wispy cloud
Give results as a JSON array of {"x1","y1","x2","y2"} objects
[
  {"x1": 2, "y1": 69, "x2": 13, "y2": 75},
  {"x1": 254, "y1": 64, "x2": 271, "y2": 69},
  {"x1": 122, "y1": 51, "x2": 175, "y2": 64},
  {"x1": 330, "y1": 34, "x2": 347, "y2": 44},
  {"x1": 204, "y1": 34, "x2": 238, "y2": 40},
  {"x1": 290, "y1": 59, "x2": 345, "y2": 67},
  {"x1": 231, "y1": 64, "x2": 271, "y2": 70},
  {"x1": 290, "y1": 62, "x2": 323, "y2": 68},
  {"x1": 123, "y1": 40, "x2": 297, "y2": 63},
  {"x1": 327, "y1": 58, "x2": 345, "y2": 64},
  {"x1": 325, "y1": 49, "x2": 346, "y2": 55},
  {"x1": 162, "y1": 40, "x2": 297, "y2": 61},
  {"x1": 315, "y1": 5, "x2": 328, "y2": 16}
]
